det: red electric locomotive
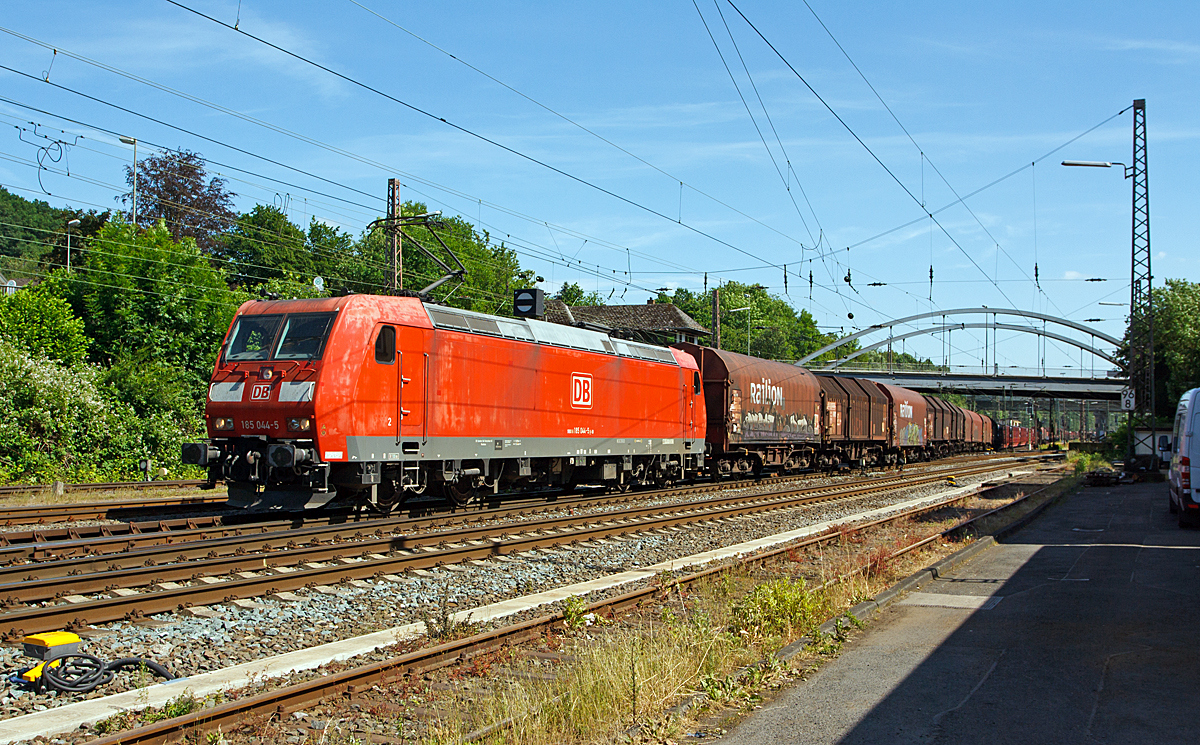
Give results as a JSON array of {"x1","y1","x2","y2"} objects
[{"x1": 183, "y1": 295, "x2": 706, "y2": 510}]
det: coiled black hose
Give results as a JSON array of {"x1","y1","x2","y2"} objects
[{"x1": 40, "y1": 654, "x2": 175, "y2": 694}]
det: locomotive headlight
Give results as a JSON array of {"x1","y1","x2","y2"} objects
[
  {"x1": 287, "y1": 417, "x2": 312, "y2": 432},
  {"x1": 213, "y1": 417, "x2": 235, "y2": 431}
]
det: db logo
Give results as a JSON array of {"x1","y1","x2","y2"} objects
[
  {"x1": 250, "y1": 383, "x2": 272, "y2": 401},
  {"x1": 571, "y1": 373, "x2": 592, "y2": 409}
]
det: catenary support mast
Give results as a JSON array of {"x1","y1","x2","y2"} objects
[{"x1": 1127, "y1": 99, "x2": 1155, "y2": 466}]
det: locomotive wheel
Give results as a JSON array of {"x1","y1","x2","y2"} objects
[
  {"x1": 442, "y1": 479, "x2": 477, "y2": 507},
  {"x1": 371, "y1": 480, "x2": 405, "y2": 515}
]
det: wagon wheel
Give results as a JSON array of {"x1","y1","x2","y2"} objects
[
  {"x1": 613, "y1": 480, "x2": 634, "y2": 494},
  {"x1": 442, "y1": 479, "x2": 478, "y2": 507}
]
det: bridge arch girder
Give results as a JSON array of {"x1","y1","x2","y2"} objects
[
  {"x1": 795, "y1": 307, "x2": 1121, "y2": 366},
  {"x1": 818, "y1": 322, "x2": 1118, "y2": 370}
]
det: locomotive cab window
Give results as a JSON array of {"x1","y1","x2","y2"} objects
[
  {"x1": 693, "y1": 371, "x2": 701, "y2": 395},
  {"x1": 274, "y1": 312, "x2": 338, "y2": 360},
  {"x1": 375, "y1": 325, "x2": 396, "y2": 364},
  {"x1": 224, "y1": 314, "x2": 282, "y2": 361}
]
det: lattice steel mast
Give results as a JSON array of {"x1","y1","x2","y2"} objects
[{"x1": 1127, "y1": 99, "x2": 1155, "y2": 466}]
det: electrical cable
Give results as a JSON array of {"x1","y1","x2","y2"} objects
[
  {"x1": 0, "y1": 142, "x2": 664, "y2": 297},
  {"x1": 795, "y1": 0, "x2": 1064, "y2": 315},
  {"x1": 38, "y1": 654, "x2": 174, "y2": 694},
  {"x1": 692, "y1": 0, "x2": 817, "y2": 245},
  {"x1": 723, "y1": 0, "x2": 1019, "y2": 311},
  {"x1": 343, "y1": 0, "x2": 816, "y2": 252},
  {"x1": 0, "y1": 71, "x2": 701, "y2": 282},
  {"x1": 158, "y1": 1, "x2": 793, "y2": 270}
]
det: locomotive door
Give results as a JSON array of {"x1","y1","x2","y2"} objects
[
  {"x1": 398, "y1": 328, "x2": 427, "y2": 444},
  {"x1": 371, "y1": 325, "x2": 400, "y2": 444}
]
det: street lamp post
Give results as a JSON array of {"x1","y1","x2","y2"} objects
[
  {"x1": 119, "y1": 136, "x2": 138, "y2": 226},
  {"x1": 730, "y1": 306, "x2": 751, "y2": 355},
  {"x1": 65, "y1": 218, "x2": 80, "y2": 272}
]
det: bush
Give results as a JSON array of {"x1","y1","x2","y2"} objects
[{"x1": 0, "y1": 340, "x2": 201, "y2": 484}]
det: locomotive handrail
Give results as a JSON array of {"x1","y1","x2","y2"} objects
[{"x1": 795, "y1": 307, "x2": 1122, "y2": 366}]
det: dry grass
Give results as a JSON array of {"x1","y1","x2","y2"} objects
[{"x1": 417, "y1": 533, "x2": 963, "y2": 745}]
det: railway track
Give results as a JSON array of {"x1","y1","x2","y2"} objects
[
  {"x1": 0, "y1": 493, "x2": 231, "y2": 526},
  {"x1": 0, "y1": 457, "x2": 1041, "y2": 639},
  {"x1": 0, "y1": 453, "x2": 1029, "y2": 556},
  {"x1": 83, "y1": 461, "x2": 1071, "y2": 745},
  {"x1": 0, "y1": 479, "x2": 206, "y2": 497},
  {"x1": 0, "y1": 451, "x2": 1039, "y2": 529}
]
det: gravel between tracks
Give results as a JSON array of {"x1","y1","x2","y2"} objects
[{"x1": 0, "y1": 461, "x2": 1038, "y2": 725}]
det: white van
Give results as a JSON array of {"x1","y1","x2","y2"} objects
[{"x1": 1169, "y1": 388, "x2": 1200, "y2": 527}]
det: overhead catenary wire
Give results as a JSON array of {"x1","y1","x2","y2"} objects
[
  {"x1": 0, "y1": 14, "x2": 1104, "y2": 367},
  {"x1": 342, "y1": 0, "x2": 817, "y2": 253},
  {"x1": 0, "y1": 104, "x2": 667, "y2": 296},
  {"x1": 691, "y1": 0, "x2": 817, "y2": 246},
  {"x1": 156, "y1": 2, "x2": 795, "y2": 272},
  {"x1": 794, "y1": 0, "x2": 1068, "y2": 316},
  {"x1": 723, "y1": 0, "x2": 1021, "y2": 311},
  {"x1": 0, "y1": 60, "x2": 705, "y2": 284},
  {"x1": 0, "y1": 24, "x2": 883, "y2": 326}
]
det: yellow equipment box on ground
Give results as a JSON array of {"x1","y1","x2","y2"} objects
[{"x1": 21, "y1": 631, "x2": 81, "y2": 661}]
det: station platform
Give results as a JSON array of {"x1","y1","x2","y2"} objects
[{"x1": 720, "y1": 480, "x2": 1200, "y2": 745}]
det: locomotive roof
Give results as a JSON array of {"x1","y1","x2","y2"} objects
[
  {"x1": 232, "y1": 294, "x2": 683, "y2": 366},
  {"x1": 424, "y1": 302, "x2": 682, "y2": 365}
]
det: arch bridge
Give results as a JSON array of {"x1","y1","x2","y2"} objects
[{"x1": 795, "y1": 308, "x2": 1127, "y2": 400}]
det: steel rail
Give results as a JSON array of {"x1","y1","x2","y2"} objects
[
  {"x1": 0, "y1": 480, "x2": 206, "y2": 497},
  {"x1": 0, "y1": 451, "x2": 1024, "y2": 528},
  {"x1": 85, "y1": 465, "x2": 1071, "y2": 745},
  {"x1": 0, "y1": 460, "x2": 1018, "y2": 594},
  {"x1": 0, "y1": 477, "x2": 787, "y2": 562},
  {"x1": 0, "y1": 460, "x2": 1023, "y2": 637},
  {"x1": 0, "y1": 453, "x2": 1033, "y2": 559},
  {"x1": 0, "y1": 494, "x2": 229, "y2": 525}
]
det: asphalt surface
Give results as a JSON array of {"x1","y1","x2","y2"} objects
[{"x1": 719, "y1": 480, "x2": 1200, "y2": 745}]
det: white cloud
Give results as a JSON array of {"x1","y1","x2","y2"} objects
[
  {"x1": 1097, "y1": 37, "x2": 1200, "y2": 62},
  {"x1": 1063, "y1": 270, "x2": 1084, "y2": 280},
  {"x1": 50, "y1": 2, "x2": 349, "y2": 100}
]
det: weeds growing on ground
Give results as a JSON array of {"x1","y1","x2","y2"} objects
[
  {"x1": 92, "y1": 691, "x2": 212, "y2": 734},
  {"x1": 1069, "y1": 451, "x2": 1113, "y2": 474},
  {"x1": 422, "y1": 581, "x2": 477, "y2": 641}
]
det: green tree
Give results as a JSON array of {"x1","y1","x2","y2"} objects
[
  {"x1": 1152, "y1": 279, "x2": 1200, "y2": 412},
  {"x1": 0, "y1": 277, "x2": 90, "y2": 364},
  {"x1": 64, "y1": 219, "x2": 242, "y2": 394},
  {"x1": 0, "y1": 186, "x2": 64, "y2": 262},
  {"x1": 338, "y1": 202, "x2": 535, "y2": 315},
  {"x1": 216, "y1": 204, "x2": 311, "y2": 289},
  {"x1": 555, "y1": 281, "x2": 605, "y2": 306},
  {"x1": 662, "y1": 282, "x2": 833, "y2": 361},
  {"x1": 0, "y1": 339, "x2": 200, "y2": 484}
]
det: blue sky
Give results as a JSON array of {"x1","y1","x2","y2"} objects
[{"x1": 0, "y1": 0, "x2": 1196, "y2": 372}]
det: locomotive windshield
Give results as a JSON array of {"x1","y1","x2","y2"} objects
[
  {"x1": 224, "y1": 314, "x2": 282, "y2": 361},
  {"x1": 273, "y1": 312, "x2": 337, "y2": 360}
]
